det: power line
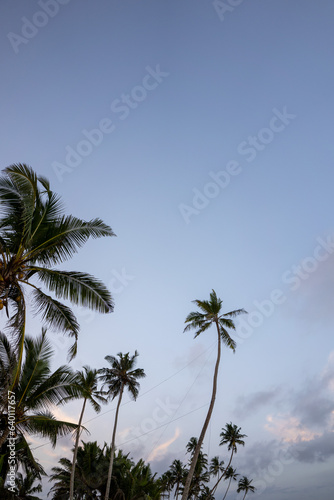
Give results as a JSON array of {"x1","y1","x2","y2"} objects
[{"x1": 31, "y1": 341, "x2": 216, "y2": 452}]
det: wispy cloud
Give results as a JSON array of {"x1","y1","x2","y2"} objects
[
  {"x1": 265, "y1": 414, "x2": 320, "y2": 443},
  {"x1": 147, "y1": 427, "x2": 181, "y2": 462}
]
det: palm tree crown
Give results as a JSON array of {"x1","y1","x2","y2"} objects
[
  {"x1": 237, "y1": 476, "x2": 256, "y2": 499},
  {"x1": 0, "y1": 164, "x2": 115, "y2": 362},
  {"x1": 220, "y1": 422, "x2": 247, "y2": 455}
]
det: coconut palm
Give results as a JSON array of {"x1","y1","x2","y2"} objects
[
  {"x1": 50, "y1": 442, "x2": 162, "y2": 500},
  {"x1": 208, "y1": 456, "x2": 225, "y2": 496},
  {"x1": 222, "y1": 466, "x2": 239, "y2": 500},
  {"x1": 0, "y1": 164, "x2": 114, "y2": 380},
  {"x1": 0, "y1": 329, "x2": 79, "y2": 478},
  {"x1": 98, "y1": 350, "x2": 146, "y2": 500},
  {"x1": 169, "y1": 459, "x2": 187, "y2": 499},
  {"x1": 206, "y1": 423, "x2": 246, "y2": 498},
  {"x1": 237, "y1": 476, "x2": 256, "y2": 500},
  {"x1": 49, "y1": 441, "x2": 110, "y2": 499},
  {"x1": 219, "y1": 423, "x2": 247, "y2": 471},
  {"x1": 10, "y1": 470, "x2": 42, "y2": 499},
  {"x1": 181, "y1": 290, "x2": 246, "y2": 500},
  {"x1": 68, "y1": 366, "x2": 107, "y2": 500}
]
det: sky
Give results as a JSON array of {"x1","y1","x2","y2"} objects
[{"x1": 1, "y1": 0, "x2": 334, "y2": 498}]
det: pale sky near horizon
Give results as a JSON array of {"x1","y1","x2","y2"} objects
[{"x1": 1, "y1": 1, "x2": 334, "y2": 499}]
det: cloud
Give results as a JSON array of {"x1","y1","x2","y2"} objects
[
  {"x1": 147, "y1": 427, "x2": 181, "y2": 461},
  {"x1": 265, "y1": 414, "x2": 320, "y2": 443},
  {"x1": 238, "y1": 439, "x2": 282, "y2": 475},
  {"x1": 291, "y1": 351, "x2": 334, "y2": 428},
  {"x1": 286, "y1": 255, "x2": 334, "y2": 332},
  {"x1": 233, "y1": 388, "x2": 281, "y2": 419},
  {"x1": 288, "y1": 431, "x2": 334, "y2": 463}
]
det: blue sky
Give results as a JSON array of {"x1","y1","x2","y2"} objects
[{"x1": 1, "y1": 1, "x2": 334, "y2": 498}]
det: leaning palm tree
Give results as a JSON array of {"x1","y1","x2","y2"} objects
[
  {"x1": 0, "y1": 329, "x2": 79, "y2": 471},
  {"x1": 68, "y1": 366, "x2": 107, "y2": 500},
  {"x1": 237, "y1": 476, "x2": 256, "y2": 500},
  {"x1": 181, "y1": 290, "x2": 246, "y2": 500},
  {"x1": 208, "y1": 456, "x2": 225, "y2": 496},
  {"x1": 0, "y1": 164, "x2": 114, "y2": 381},
  {"x1": 222, "y1": 466, "x2": 239, "y2": 500},
  {"x1": 169, "y1": 459, "x2": 187, "y2": 499},
  {"x1": 98, "y1": 350, "x2": 146, "y2": 500},
  {"x1": 206, "y1": 423, "x2": 246, "y2": 498},
  {"x1": 220, "y1": 423, "x2": 247, "y2": 472}
]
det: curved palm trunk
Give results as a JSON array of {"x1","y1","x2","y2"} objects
[
  {"x1": 70, "y1": 397, "x2": 87, "y2": 500},
  {"x1": 105, "y1": 384, "x2": 124, "y2": 500},
  {"x1": 222, "y1": 476, "x2": 233, "y2": 500},
  {"x1": 181, "y1": 322, "x2": 221, "y2": 500},
  {"x1": 207, "y1": 450, "x2": 234, "y2": 499}
]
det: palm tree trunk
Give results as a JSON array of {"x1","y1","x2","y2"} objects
[
  {"x1": 222, "y1": 476, "x2": 232, "y2": 500},
  {"x1": 206, "y1": 450, "x2": 234, "y2": 499},
  {"x1": 243, "y1": 491, "x2": 247, "y2": 500},
  {"x1": 181, "y1": 322, "x2": 221, "y2": 500},
  {"x1": 104, "y1": 384, "x2": 124, "y2": 500},
  {"x1": 70, "y1": 397, "x2": 87, "y2": 500},
  {"x1": 12, "y1": 305, "x2": 26, "y2": 389}
]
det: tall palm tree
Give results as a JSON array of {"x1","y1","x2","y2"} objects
[
  {"x1": 0, "y1": 164, "x2": 114, "y2": 380},
  {"x1": 181, "y1": 290, "x2": 246, "y2": 500},
  {"x1": 205, "y1": 423, "x2": 247, "y2": 499},
  {"x1": 98, "y1": 350, "x2": 146, "y2": 500},
  {"x1": 208, "y1": 456, "x2": 225, "y2": 496},
  {"x1": 237, "y1": 476, "x2": 256, "y2": 500},
  {"x1": 0, "y1": 329, "x2": 79, "y2": 478},
  {"x1": 222, "y1": 466, "x2": 239, "y2": 500},
  {"x1": 219, "y1": 423, "x2": 247, "y2": 472},
  {"x1": 69, "y1": 366, "x2": 107, "y2": 500},
  {"x1": 169, "y1": 459, "x2": 187, "y2": 499}
]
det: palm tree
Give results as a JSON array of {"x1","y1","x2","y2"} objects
[
  {"x1": 0, "y1": 329, "x2": 79, "y2": 478},
  {"x1": 69, "y1": 366, "x2": 107, "y2": 500},
  {"x1": 237, "y1": 476, "x2": 256, "y2": 500},
  {"x1": 222, "y1": 466, "x2": 239, "y2": 500},
  {"x1": 220, "y1": 423, "x2": 247, "y2": 472},
  {"x1": 208, "y1": 456, "x2": 225, "y2": 496},
  {"x1": 98, "y1": 350, "x2": 146, "y2": 500},
  {"x1": 50, "y1": 442, "x2": 162, "y2": 500},
  {"x1": 181, "y1": 290, "x2": 246, "y2": 500},
  {"x1": 0, "y1": 164, "x2": 114, "y2": 381},
  {"x1": 169, "y1": 459, "x2": 187, "y2": 498},
  {"x1": 49, "y1": 441, "x2": 110, "y2": 499},
  {"x1": 10, "y1": 470, "x2": 42, "y2": 499}
]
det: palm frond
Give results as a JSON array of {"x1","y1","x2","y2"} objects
[
  {"x1": 27, "y1": 216, "x2": 115, "y2": 265},
  {"x1": 30, "y1": 267, "x2": 113, "y2": 313},
  {"x1": 18, "y1": 411, "x2": 78, "y2": 448}
]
